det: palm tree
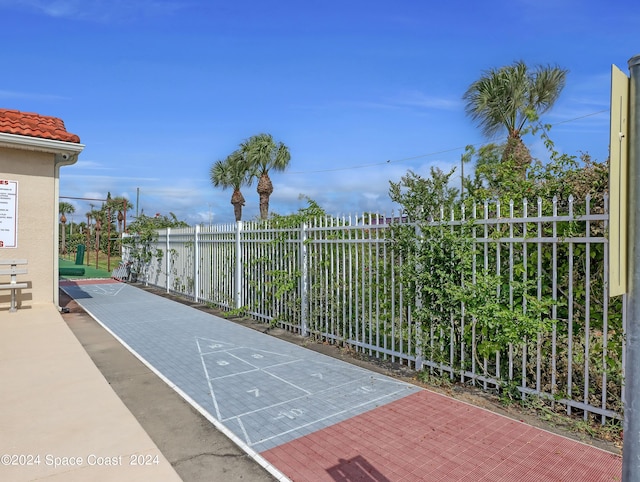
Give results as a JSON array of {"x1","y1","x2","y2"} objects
[
  {"x1": 210, "y1": 150, "x2": 252, "y2": 221},
  {"x1": 59, "y1": 201, "x2": 75, "y2": 254},
  {"x1": 89, "y1": 208, "x2": 105, "y2": 254},
  {"x1": 241, "y1": 133, "x2": 291, "y2": 220},
  {"x1": 105, "y1": 195, "x2": 132, "y2": 233},
  {"x1": 463, "y1": 61, "x2": 568, "y2": 173}
]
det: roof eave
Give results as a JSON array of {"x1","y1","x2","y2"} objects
[{"x1": 0, "y1": 131, "x2": 84, "y2": 166}]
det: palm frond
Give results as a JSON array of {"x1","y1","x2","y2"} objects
[{"x1": 463, "y1": 61, "x2": 567, "y2": 139}]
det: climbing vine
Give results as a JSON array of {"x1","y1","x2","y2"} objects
[
  {"x1": 388, "y1": 129, "x2": 621, "y2": 418},
  {"x1": 122, "y1": 213, "x2": 188, "y2": 283}
]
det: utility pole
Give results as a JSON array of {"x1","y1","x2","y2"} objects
[
  {"x1": 624, "y1": 53, "x2": 640, "y2": 481},
  {"x1": 460, "y1": 156, "x2": 464, "y2": 200}
]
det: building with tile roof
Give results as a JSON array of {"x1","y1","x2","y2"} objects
[
  {"x1": 0, "y1": 108, "x2": 84, "y2": 310},
  {"x1": 0, "y1": 108, "x2": 80, "y2": 143}
]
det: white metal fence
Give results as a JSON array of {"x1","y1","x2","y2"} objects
[{"x1": 122, "y1": 195, "x2": 624, "y2": 422}]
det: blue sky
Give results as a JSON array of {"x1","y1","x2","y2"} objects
[{"x1": 1, "y1": 0, "x2": 638, "y2": 224}]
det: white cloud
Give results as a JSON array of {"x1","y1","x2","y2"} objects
[
  {"x1": 389, "y1": 91, "x2": 461, "y2": 111},
  {"x1": 63, "y1": 174, "x2": 159, "y2": 182},
  {"x1": 0, "y1": 89, "x2": 68, "y2": 101},
  {"x1": 0, "y1": 0, "x2": 188, "y2": 22},
  {"x1": 67, "y1": 159, "x2": 116, "y2": 170},
  {"x1": 292, "y1": 90, "x2": 459, "y2": 114}
]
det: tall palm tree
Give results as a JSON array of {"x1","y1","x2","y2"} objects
[
  {"x1": 463, "y1": 61, "x2": 568, "y2": 173},
  {"x1": 105, "y1": 195, "x2": 132, "y2": 233},
  {"x1": 241, "y1": 133, "x2": 291, "y2": 220},
  {"x1": 59, "y1": 201, "x2": 75, "y2": 254},
  {"x1": 89, "y1": 208, "x2": 105, "y2": 253},
  {"x1": 210, "y1": 150, "x2": 252, "y2": 221}
]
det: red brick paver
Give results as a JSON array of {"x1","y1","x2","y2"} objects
[
  {"x1": 60, "y1": 279, "x2": 120, "y2": 286},
  {"x1": 262, "y1": 390, "x2": 621, "y2": 482}
]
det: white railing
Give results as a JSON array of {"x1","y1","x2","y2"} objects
[{"x1": 122, "y1": 195, "x2": 624, "y2": 422}]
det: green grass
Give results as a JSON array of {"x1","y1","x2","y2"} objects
[
  {"x1": 60, "y1": 249, "x2": 122, "y2": 272},
  {"x1": 59, "y1": 257, "x2": 114, "y2": 279}
]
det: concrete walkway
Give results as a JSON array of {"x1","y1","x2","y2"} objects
[{"x1": 0, "y1": 302, "x2": 181, "y2": 481}]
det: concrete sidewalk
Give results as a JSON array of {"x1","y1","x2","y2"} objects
[
  {"x1": 0, "y1": 303, "x2": 182, "y2": 481},
  {"x1": 59, "y1": 279, "x2": 622, "y2": 482}
]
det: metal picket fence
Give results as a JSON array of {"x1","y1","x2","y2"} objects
[{"x1": 122, "y1": 195, "x2": 625, "y2": 422}]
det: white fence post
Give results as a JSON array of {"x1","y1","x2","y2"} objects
[
  {"x1": 414, "y1": 221, "x2": 423, "y2": 370},
  {"x1": 165, "y1": 227, "x2": 170, "y2": 293},
  {"x1": 235, "y1": 220, "x2": 243, "y2": 310},
  {"x1": 194, "y1": 224, "x2": 200, "y2": 301},
  {"x1": 300, "y1": 222, "x2": 309, "y2": 336}
]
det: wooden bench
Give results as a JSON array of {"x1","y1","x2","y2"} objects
[{"x1": 0, "y1": 259, "x2": 28, "y2": 313}]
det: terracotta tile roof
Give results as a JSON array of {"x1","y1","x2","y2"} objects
[{"x1": 0, "y1": 108, "x2": 80, "y2": 143}]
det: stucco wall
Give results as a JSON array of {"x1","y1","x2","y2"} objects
[{"x1": 0, "y1": 147, "x2": 56, "y2": 308}]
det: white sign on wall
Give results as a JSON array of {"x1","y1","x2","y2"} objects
[{"x1": 0, "y1": 179, "x2": 18, "y2": 248}]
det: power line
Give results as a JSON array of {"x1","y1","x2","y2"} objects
[
  {"x1": 286, "y1": 145, "x2": 471, "y2": 174},
  {"x1": 550, "y1": 109, "x2": 608, "y2": 125},
  {"x1": 286, "y1": 109, "x2": 609, "y2": 175}
]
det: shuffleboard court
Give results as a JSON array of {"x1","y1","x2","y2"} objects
[{"x1": 61, "y1": 280, "x2": 419, "y2": 453}]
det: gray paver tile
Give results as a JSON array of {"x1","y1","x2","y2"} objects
[{"x1": 64, "y1": 282, "x2": 419, "y2": 453}]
